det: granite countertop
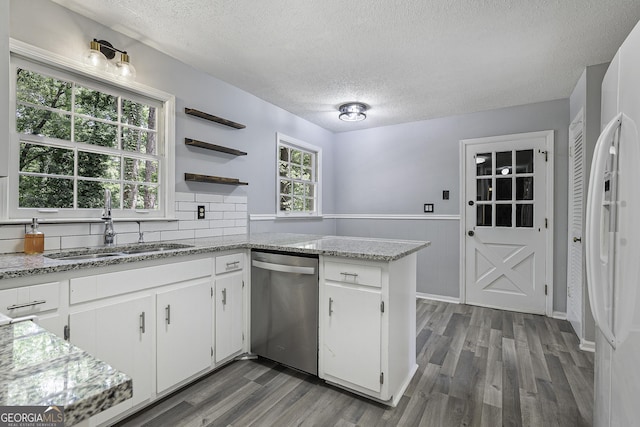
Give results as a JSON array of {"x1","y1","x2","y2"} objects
[
  {"x1": 0, "y1": 320, "x2": 132, "y2": 426},
  {"x1": 0, "y1": 233, "x2": 430, "y2": 281}
]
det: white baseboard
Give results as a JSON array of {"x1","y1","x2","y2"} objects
[
  {"x1": 579, "y1": 339, "x2": 595, "y2": 352},
  {"x1": 416, "y1": 292, "x2": 460, "y2": 304},
  {"x1": 552, "y1": 311, "x2": 567, "y2": 320}
]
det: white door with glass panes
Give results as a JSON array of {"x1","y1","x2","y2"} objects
[{"x1": 462, "y1": 131, "x2": 553, "y2": 315}]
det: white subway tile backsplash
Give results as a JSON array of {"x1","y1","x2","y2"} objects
[
  {"x1": 224, "y1": 195, "x2": 247, "y2": 204},
  {"x1": 0, "y1": 225, "x2": 26, "y2": 240},
  {"x1": 195, "y1": 228, "x2": 224, "y2": 238},
  {"x1": 175, "y1": 192, "x2": 195, "y2": 202},
  {"x1": 0, "y1": 192, "x2": 248, "y2": 253},
  {"x1": 196, "y1": 194, "x2": 224, "y2": 203},
  {"x1": 160, "y1": 230, "x2": 195, "y2": 241},
  {"x1": 210, "y1": 203, "x2": 236, "y2": 212}
]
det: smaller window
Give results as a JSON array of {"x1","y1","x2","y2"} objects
[{"x1": 276, "y1": 133, "x2": 321, "y2": 217}]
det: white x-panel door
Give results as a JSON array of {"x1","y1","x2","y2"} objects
[{"x1": 463, "y1": 131, "x2": 552, "y2": 315}]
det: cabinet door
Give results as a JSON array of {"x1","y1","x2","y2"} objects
[
  {"x1": 323, "y1": 282, "x2": 382, "y2": 393},
  {"x1": 215, "y1": 271, "x2": 243, "y2": 363},
  {"x1": 0, "y1": 283, "x2": 65, "y2": 338},
  {"x1": 69, "y1": 295, "x2": 153, "y2": 419},
  {"x1": 156, "y1": 278, "x2": 212, "y2": 393}
]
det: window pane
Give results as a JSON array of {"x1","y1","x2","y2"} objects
[
  {"x1": 476, "y1": 179, "x2": 492, "y2": 201},
  {"x1": 305, "y1": 184, "x2": 315, "y2": 197},
  {"x1": 302, "y1": 167, "x2": 312, "y2": 181},
  {"x1": 303, "y1": 153, "x2": 312, "y2": 167},
  {"x1": 279, "y1": 146, "x2": 289, "y2": 162},
  {"x1": 280, "y1": 179, "x2": 291, "y2": 195},
  {"x1": 78, "y1": 151, "x2": 120, "y2": 179},
  {"x1": 477, "y1": 205, "x2": 492, "y2": 226},
  {"x1": 19, "y1": 142, "x2": 73, "y2": 175},
  {"x1": 122, "y1": 128, "x2": 157, "y2": 154},
  {"x1": 496, "y1": 151, "x2": 511, "y2": 175},
  {"x1": 516, "y1": 150, "x2": 534, "y2": 174},
  {"x1": 19, "y1": 176, "x2": 73, "y2": 208},
  {"x1": 516, "y1": 177, "x2": 534, "y2": 200},
  {"x1": 16, "y1": 69, "x2": 72, "y2": 110},
  {"x1": 516, "y1": 204, "x2": 534, "y2": 227},
  {"x1": 279, "y1": 161, "x2": 289, "y2": 177},
  {"x1": 75, "y1": 85, "x2": 118, "y2": 121},
  {"x1": 280, "y1": 195, "x2": 292, "y2": 211},
  {"x1": 496, "y1": 204, "x2": 512, "y2": 227},
  {"x1": 123, "y1": 184, "x2": 158, "y2": 209},
  {"x1": 496, "y1": 178, "x2": 512, "y2": 201},
  {"x1": 305, "y1": 198, "x2": 314, "y2": 211},
  {"x1": 291, "y1": 149, "x2": 302, "y2": 164},
  {"x1": 78, "y1": 181, "x2": 121, "y2": 209},
  {"x1": 122, "y1": 99, "x2": 156, "y2": 129},
  {"x1": 74, "y1": 117, "x2": 118, "y2": 148},
  {"x1": 124, "y1": 158, "x2": 159, "y2": 183},
  {"x1": 293, "y1": 196, "x2": 304, "y2": 211},
  {"x1": 476, "y1": 153, "x2": 492, "y2": 176},
  {"x1": 16, "y1": 105, "x2": 71, "y2": 140},
  {"x1": 291, "y1": 165, "x2": 302, "y2": 179}
]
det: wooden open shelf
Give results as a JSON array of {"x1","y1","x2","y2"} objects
[
  {"x1": 185, "y1": 108, "x2": 246, "y2": 129},
  {"x1": 184, "y1": 173, "x2": 248, "y2": 186},
  {"x1": 185, "y1": 138, "x2": 247, "y2": 156}
]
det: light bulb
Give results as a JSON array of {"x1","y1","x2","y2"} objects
[
  {"x1": 115, "y1": 53, "x2": 136, "y2": 80},
  {"x1": 83, "y1": 40, "x2": 109, "y2": 72}
]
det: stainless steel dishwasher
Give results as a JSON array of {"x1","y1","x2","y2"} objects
[{"x1": 251, "y1": 251, "x2": 318, "y2": 375}]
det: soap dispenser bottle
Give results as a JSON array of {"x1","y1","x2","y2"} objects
[{"x1": 24, "y1": 218, "x2": 44, "y2": 254}]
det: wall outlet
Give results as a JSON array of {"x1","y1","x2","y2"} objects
[
  {"x1": 424, "y1": 203, "x2": 434, "y2": 213},
  {"x1": 443, "y1": 190, "x2": 449, "y2": 200},
  {"x1": 197, "y1": 205, "x2": 206, "y2": 219}
]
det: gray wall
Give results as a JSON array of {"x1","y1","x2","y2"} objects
[
  {"x1": 8, "y1": 0, "x2": 337, "y2": 236},
  {"x1": 0, "y1": 1, "x2": 8, "y2": 177},
  {"x1": 333, "y1": 99, "x2": 571, "y2": 312}
]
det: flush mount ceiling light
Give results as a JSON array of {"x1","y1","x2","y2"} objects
[
  {"x1": 338, "y1": 103, "x2": 368, "y2": 122},
  {"x1": 83, "y1": 38, "x2": 136, "y2": 80}
]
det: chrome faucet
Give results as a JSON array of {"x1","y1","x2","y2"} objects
[{"x1": 102, "y1": 189, "x2": 116, "y2": 246}]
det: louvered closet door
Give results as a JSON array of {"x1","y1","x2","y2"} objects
[{"x1": 567, "y1": 117, "x2": 585, "y2": 331}]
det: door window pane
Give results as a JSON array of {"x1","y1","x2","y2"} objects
[
  {"x1": 516, "y1": 204, "x2": 534, "y2": 227},
  {"x1": 516, "y1": 177, "x2": 534, "y2": 200},
  {"x1": 496, "y1": 204, "x2": 512, "y2": 227},
  {"x1": 496, "y1": 151, "x2": 512, "y2": 176},
  {"x1": 516, "y1": 150, "x2": 534, "y2": 174},
  {"x1": 476, "y1": 153, "x2": 492, "y2": 176},
  {"x1": 477, "y1": 179, "x2": 492, "y2": 201},
  {"x1": 477, "y1": 205, "x2": 492, "y2": 226},
  {"x1": 496, "y1": 178, "x2": 512, "y2": 201}
]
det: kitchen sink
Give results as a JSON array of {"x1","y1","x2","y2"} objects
[{"x1": 45, "y1": 243, "x2": 194, "y2": 261}]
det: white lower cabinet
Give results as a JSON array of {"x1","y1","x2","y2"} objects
[
  {"x1": 214, "y1": 271, "x2": 244, "y2": 363},
  {"x1": 0, "y1": 281, "x2": 66, "y2": 337},
  {"x1": 69, "y1": 295, "x2": 153, "y2": 425},
  {"x1": 323, "y1": 282, "x2": 382, "y2": 393},
  {"x1": 156, "y1": 278, "x2": 213, "y2": 392}
]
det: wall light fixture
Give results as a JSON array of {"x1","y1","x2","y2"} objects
[{"x1": 84, "y1": 38, "x2": 136, "y2": 80}]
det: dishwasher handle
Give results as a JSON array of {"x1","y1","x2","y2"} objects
[{"x1": 252, "y1": 259, "x2": 316, "y2": 275}]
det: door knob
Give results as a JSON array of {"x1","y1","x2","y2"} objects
[
  {"x1": 468, "y1": 200, "x2": 475, "y2": 206},
  {"x1": 468, "y1": 230, "x2": 475, "y2": 237},
  {"x1": 573, "y1": 237, "x2": 582, "y2": 243}
]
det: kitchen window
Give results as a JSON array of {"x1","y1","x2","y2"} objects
[
  {"x1": 5, "y1": 46, "x2": 175, "y2": 220},
  {"x1": 277, "y1": 133, "x2": 321, "y2": 217}
]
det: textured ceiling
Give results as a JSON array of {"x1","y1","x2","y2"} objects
[{"x1": 52, "y1": 0, "x2": 640, "y2": 132}]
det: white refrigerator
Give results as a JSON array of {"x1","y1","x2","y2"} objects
[{"x1": 586, "y1": 19, "x2": 640, "y2": 427}]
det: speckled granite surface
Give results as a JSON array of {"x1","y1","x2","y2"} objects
[
  {"x1": 0, "y1": 320, "x2": 132, "y2": 426},
  {"x1": 0, "y1": 233, "x2": 429, "y2": 281}
]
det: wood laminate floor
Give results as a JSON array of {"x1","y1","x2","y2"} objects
[{"x1": 116, "y1": 300, "x2": 594, "y2": 427}]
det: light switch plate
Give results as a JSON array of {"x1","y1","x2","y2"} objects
[{"x1": 424, "y1": 203, "x2": 434, "y2": 213}]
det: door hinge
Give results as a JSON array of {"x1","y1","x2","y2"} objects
[
  {"x1": 545, "y1": 284, "x2": 548, "y2": 296},
  {"x1": 380, "y1": 301, "x2": 385, "y2": 313},
  {"x1": 211, "y1": 347, "x2": 213, "y2": 357},
  {"x1": 64, "y1": 325, "x2": 70, "y2": 341},
  {"x1": 380, "y1": 372, "x2": 384, "y2": 384},
  {"x1": 539, "y1": 149, "x2": 548, "y2": 162},
  {"x1": 242, "y1": 280, "x2": 245, "y2": 288},
  {"x1": 211, "y1": 287, "x2": 213, "y2": 298},
  {"x1": 545, "y1": 218, "x2": 548, "y2": 229},
  {"x1": 242, "y1": 332, "x2": 245, "y2": 341}
]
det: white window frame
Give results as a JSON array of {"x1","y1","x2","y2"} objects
[
  {"x1": 2, "y1": 39, "x2": 175, "y2": 221},
  {"x1": 276, "y1": 132, "x2": 322, "y2": 218}
]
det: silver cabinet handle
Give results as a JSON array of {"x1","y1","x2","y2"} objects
[
  {"x1": 226, "y1": 261, "x2": 240, "y2": 270},
  {"x1": 139, "y1": 312, "x2": 146, "y2": 334},
  {"x1": 329, "y1": 298, "x2": 333, "y2": 316},
  {"x1": 222, "y1": 288, "x2": 227, "y2": 305},
  {"x1": 165, "y1": 305, "x2": 171, "y2": 325},
  {"x1": 7, "y1": 300, "x2": 46, "y2": 311}
]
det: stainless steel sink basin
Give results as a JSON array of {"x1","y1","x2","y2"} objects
[{"x1": 45, "y1": 243, "x2": 194, "y2": 261}]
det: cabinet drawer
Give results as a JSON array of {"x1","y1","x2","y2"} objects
[
  {"x1": 215, "y1": 253, "x2": 244, "y2": 274},
  {"x1": 324, "y1": 261, "x2": 382, "y2": 288},
  {"x1": 0, "y1": 282, "x2": 60, "y2": 316}
]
